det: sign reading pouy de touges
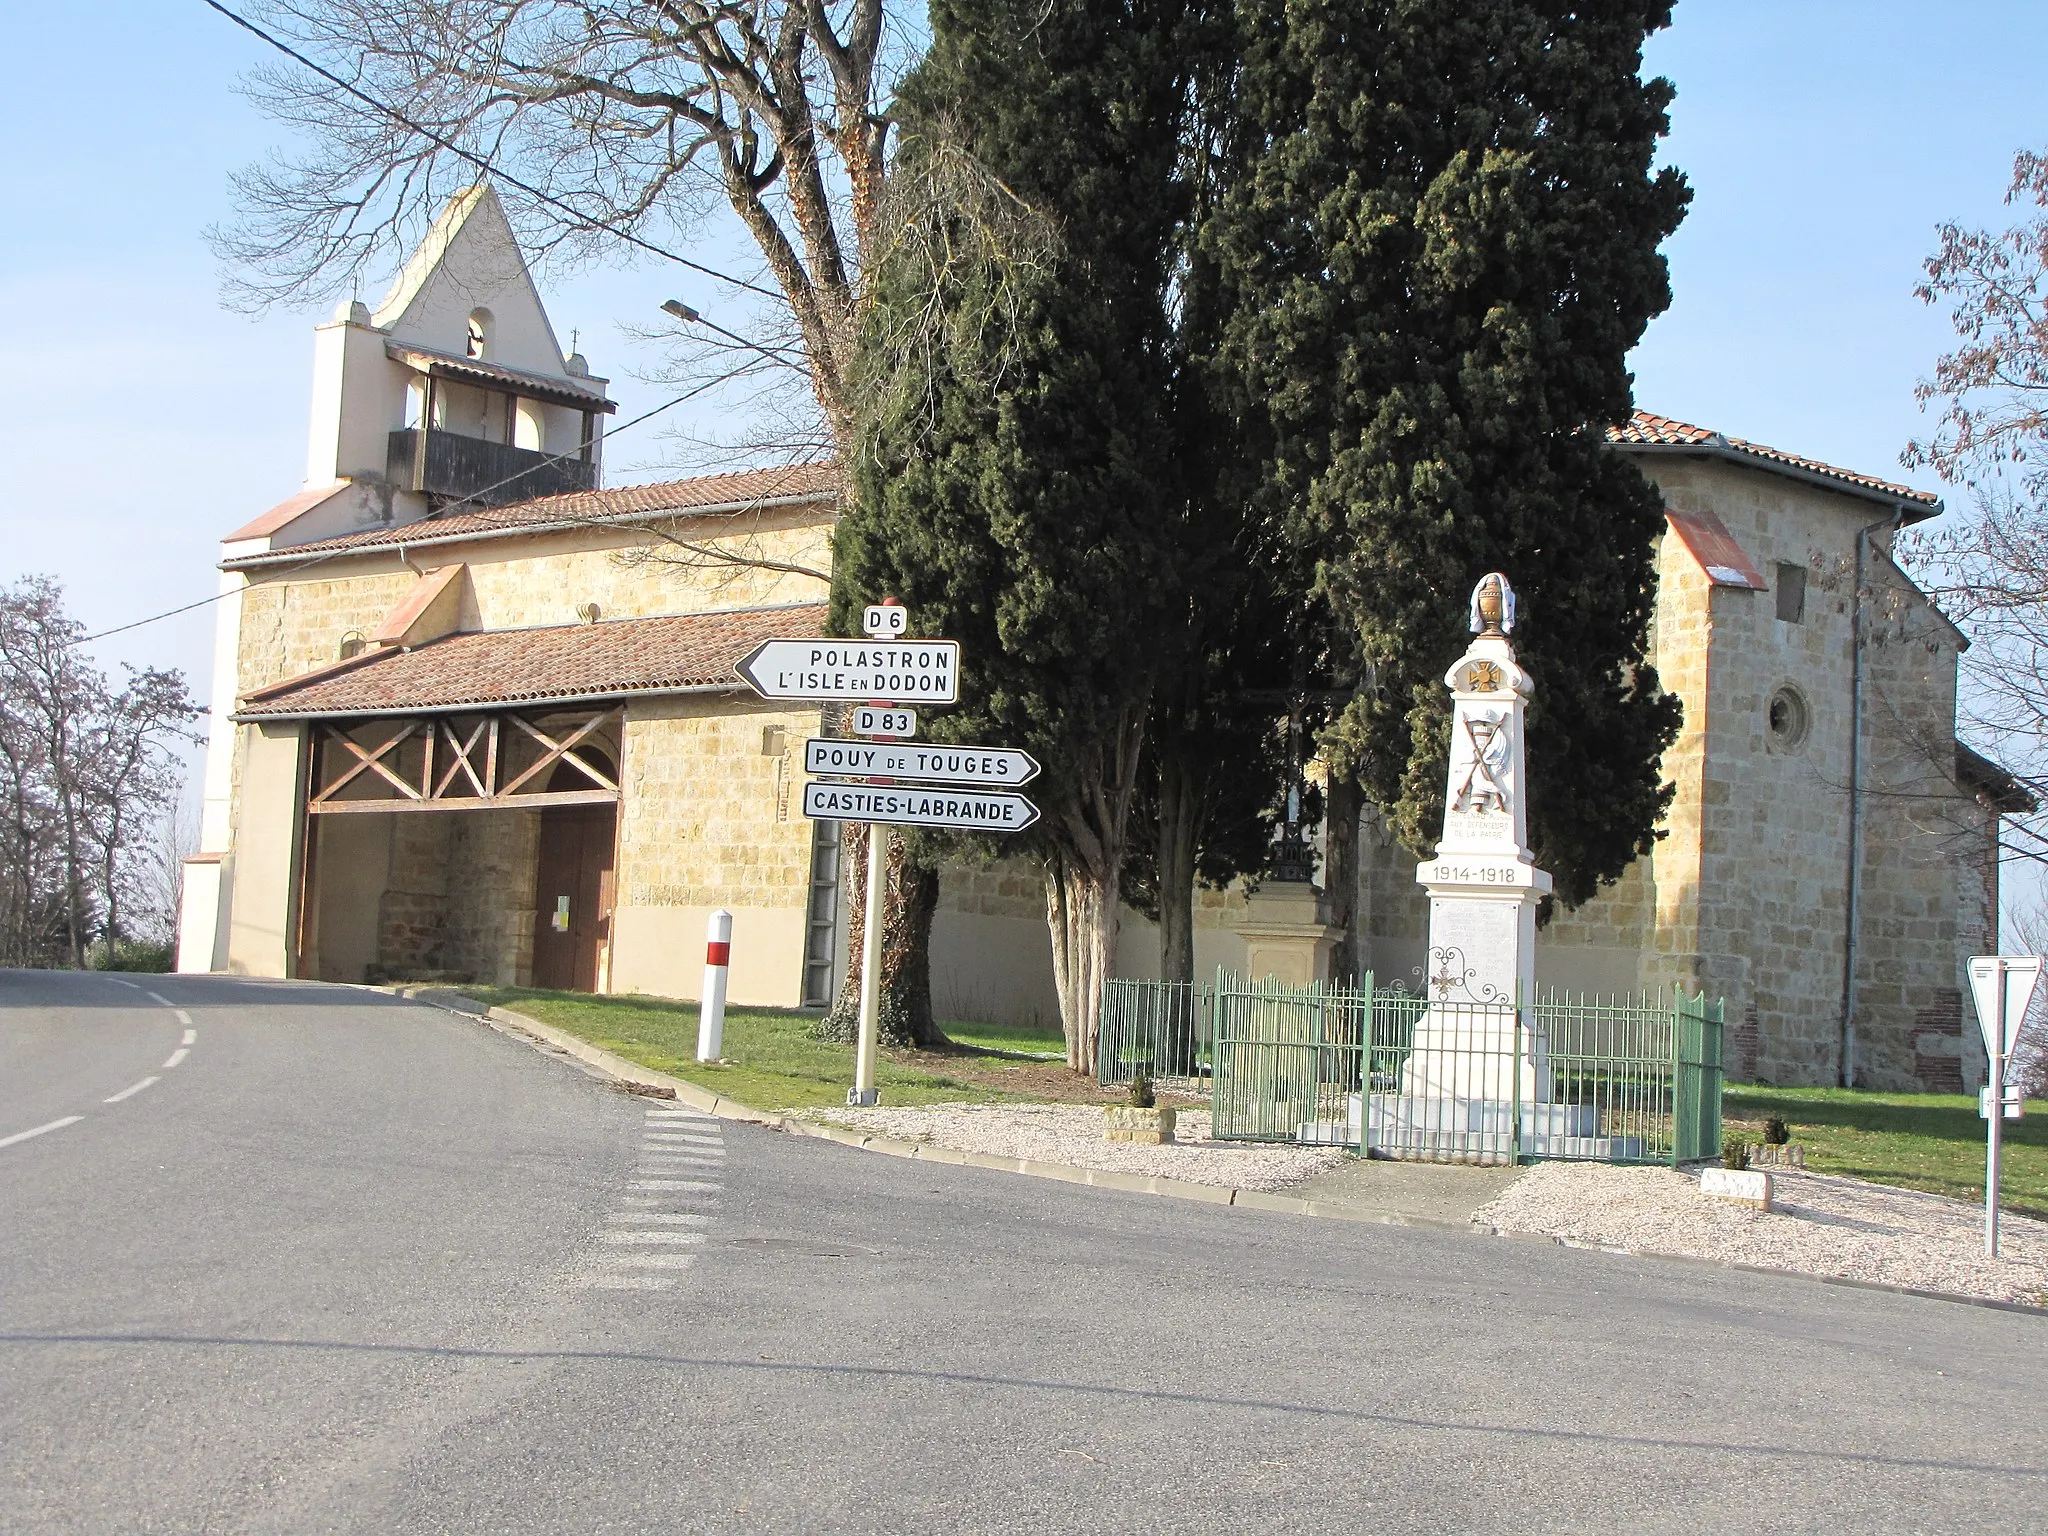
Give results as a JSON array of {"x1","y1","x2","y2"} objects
[
  {"x1": 735, "y1": 639, "x2": 959, "y2": 703},
  {"x1": 804, "y1": 738, "x2": 1040, "y2": 787}
]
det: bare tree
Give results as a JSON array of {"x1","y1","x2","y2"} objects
[
  {"x1": 0, "y1": 579, "x2": 201, "y2": 969},
  {"x1": 1899, "y1": 146, "x2": 2048, "y2": 869},
  {"x1": 213, "y1": 1, "x2": 907, "y2": 450}
]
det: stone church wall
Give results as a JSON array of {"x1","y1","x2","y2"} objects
[{"x1": 608, "y1": 696, "x2": 818, "y2": 1008}]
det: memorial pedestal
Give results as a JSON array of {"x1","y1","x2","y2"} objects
[{"x1": 1236, "y1": 881, "x2": 1340, "y2": 987}]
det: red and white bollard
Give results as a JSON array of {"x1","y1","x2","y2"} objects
[{"x1": 697, "y1": 909, "x2": 732, "y2": 1063}]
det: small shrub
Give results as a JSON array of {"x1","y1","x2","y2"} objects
[
  {"x1": 1721, "y1": 1140, "x2": 1752, "y2": 1171},
  {"x1": 1128, "y1": 1072, "x2": 1156, "y2": 1109},
  {"x1": 1762, "y1": 1115, "x2": 1790, "y2": 1146},
  {"x1": 88, "y1": 939, "x2": 175, "y2": 973}
]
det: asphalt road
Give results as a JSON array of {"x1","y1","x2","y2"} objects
[{"x1": 3, "y1": 968, "x2": 2043, "y2": 1534}]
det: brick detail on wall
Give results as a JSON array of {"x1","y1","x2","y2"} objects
[
  {"x1": 1731, "y1": 1000, "x2": 1760, "y2": 1084},
  {"x1": 1912, "y1": 987, "x2": 1968, "y2": 1094}
]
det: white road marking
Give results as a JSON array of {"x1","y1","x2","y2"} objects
[
  {"x1": 1, "y1": 1115, "x2": 85, "y2": 1148},
  {"x1": 174, "y1": 1011, "x2": 192, "y2": 1027},
  {"x1": 643, "y1": 1112, "x2": 715, "y2": 1123},
  {"x1": 602, "y1": 1254, "x2": 699, "y2": 1269},
  {"x1": 616, "y1": 1194, "x2": 719, "y2": 1209},
  {"x1": 104, "y1": 1076, "x2": 161, "y2": 1104},
  {"x1": 598, "y1": 1220, "x2": 712, "y2": 1236},
  {"x1": 628, "y1": 1179, "x2": 723, "y2": 1191},
  {"x1": 109, "y1": 979, "x2": 142, "y2": 991},
  {"x1": 576, "y1": 1275, "x2": 677, "y2": 1290},
  {"x1": 601, "y1": 1231, "x2": 707, "y2": 1245},
  {"x1": 180, "y1": 1028, "x2": 196, "y2": 1046},
  {"x1": 145, "y1": 992, "x2": 173, "y2": 1008},
  {"x1": 641, "y1": 1160, "x2": 724, "y2": 1171},
  {"x1": 162, "y1": 1048, "x2": 189, "y2": 1070}
]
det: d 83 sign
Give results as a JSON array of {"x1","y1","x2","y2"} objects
[{"x1": 852, "y1": 706, "x2": 917, "y2": 738}]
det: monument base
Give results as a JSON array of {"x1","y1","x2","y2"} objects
[
  {"x1": 1396, "y1": 1003, "x2": 1553, "y2": 1104},
  {"x1": 1349, "y1": 1093, "x2": 1645, "y2": 1163}
]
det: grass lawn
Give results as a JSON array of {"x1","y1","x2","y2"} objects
[
  {"x1": 465, "y1": 986, "x2": 1082, "y2": 1111},
  {"x1": 1724, "y1": 1084, "x2": 2048, "y2": 1220}
]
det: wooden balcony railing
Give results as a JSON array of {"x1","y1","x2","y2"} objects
[{"x1": 388, "y1": 428, "x2": 596, "y2": 508}]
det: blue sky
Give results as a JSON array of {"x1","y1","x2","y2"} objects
[{"x1": 3, "y1": 0, "x2": 2045, "y2": 709}]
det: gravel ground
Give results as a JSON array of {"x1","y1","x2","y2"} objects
[
  {"x1": 800, "y1": 1102, "x2": 1348, "y2": 1191},
  {"x1": 1473, "y1": 1162, "x2": 2048, "y2": 1306}
]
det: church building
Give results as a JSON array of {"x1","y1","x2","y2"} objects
[{"x1": 178, "y1": 184, "x2": 2023, "y2": 1094}]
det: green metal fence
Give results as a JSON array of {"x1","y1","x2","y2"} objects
[
  {"x1": 1101, "y1": 971, "x2": 1724, "y2": 1165},
  {"x1": 1096, "y1": 978, "x2": 1214, "y2": 1090},
  {"x1": 1208, "y1": 977, "x2": 1368, "y2": 1144}
]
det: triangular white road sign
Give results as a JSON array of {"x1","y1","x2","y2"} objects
[{"x1": 1967, "y1": 955, "x2": 2043, "y2": 1062}]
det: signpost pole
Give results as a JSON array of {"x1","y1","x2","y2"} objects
[
  {"x1": 1988, "y1": 958, "x2": 2006, "y2": 1259},
  {"x1": 851, "y1": 823, "x2": 886, "y2": 1105}
]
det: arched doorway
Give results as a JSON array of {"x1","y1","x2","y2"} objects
[{"x1": 531, "y1": 751, "x2": 617, "y2": 991}]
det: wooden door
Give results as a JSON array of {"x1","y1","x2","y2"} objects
[{"x1": 531, "y1": 803, "x2": 616, "y2": 992}]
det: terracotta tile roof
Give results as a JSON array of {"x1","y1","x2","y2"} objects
[
  {"x1": 1610, "y1": 411, "x2": 1942, "y2": 515},
  {"x1": 386, "y1": 342, "x2": 616, "y2": 412},
  {"x1": 236, "y1": 602, "x2": 827, "y2": 719},
  {"x1": 1664, "y1": 508, "x2": 1768, "y2": 590},
  {"x1": 225, "y1": 462, "x2": 840, "y2": 567},
  {"x1": 225, "y1": 483, "x2": 351, "y2": 543},
  {"x1": 1957, "y1": 743, "x2": 2037, "y2": 814}
]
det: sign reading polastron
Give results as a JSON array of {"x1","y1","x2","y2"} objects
[
  {"x1": 801, "y1": 780, "x2": 1041, "y2": 831},
  {"x1": 734, "y1": 639, "x2": 960, "y2": 703},
  {"x1": 804, "y1": 738, "x2": 1040, "y2": 787}
]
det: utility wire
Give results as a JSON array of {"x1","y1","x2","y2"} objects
[{"x1": 198, "y1": 0, "x2": 783, "y2": 304}]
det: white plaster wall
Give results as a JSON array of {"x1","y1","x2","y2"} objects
[
  {"x1": 225, "y1": 723, "x2": 307, "y2": 978},
  {"x1": 373, "y1": 185, "x2": 572, "y2": 379},
  {"x1": 611, "y1": 904, "x2": 807, "y2": 1008},
  {"x1": 306, "y1": 311, "x2": 407, "y2": 486}
]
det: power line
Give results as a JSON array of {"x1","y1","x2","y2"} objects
[{"x1": 198, "y1": 0, "x2": 783, "y2": 304}]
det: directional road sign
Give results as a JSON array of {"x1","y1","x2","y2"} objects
[
  {"x1": 1968, "y1": 954, "x2": 2043, "y2": 1062},
  {"x1": 804, "y1": 738, "x2": 1040, "y2": 787},
  {"x1": 852, "y1": 706, "x2": 917, "y2": 739},
  {"x1": 863, "y1": 603, "x2": 909, "y2": 638},
  {"x1": 802, "y1": 780, "x2": 1039, "y2": 832},
  {"x1": 735, "y1": 639, "x2": 960, "y2": 703}
]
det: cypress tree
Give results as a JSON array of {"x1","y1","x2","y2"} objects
[
  {"x1": 835, "y1": 0, "x2": 1210, "y2": 1064},
  {"x1": 1206, "y1": 0, "x2": 1691, "y2": 906}
]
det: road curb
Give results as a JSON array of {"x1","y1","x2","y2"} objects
[{"x1": 395, "y1": 988, "x2": 2045, "y2": 1319}]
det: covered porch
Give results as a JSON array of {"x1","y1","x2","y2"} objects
[{"x1": 213, "y1": 603, "x2": 830, "y2": 996}]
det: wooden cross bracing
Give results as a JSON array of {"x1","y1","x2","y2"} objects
[{"x1": 307, "y1": 708, "x2": 623, "y2": 815}]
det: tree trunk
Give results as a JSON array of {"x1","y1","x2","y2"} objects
[
  {"x1": 1323, "y1": 770, "x2": 1360, "y2": 987},
  {"x1": 819, "y1": 823, "x2": 945, "y2": 1048},
  {"x1": 1046, "y1": 843, "x2": 1127, "y2": 1075},
  {"x1": 1157, "y1": 749, "x2": 1200, "y2": 988}
]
